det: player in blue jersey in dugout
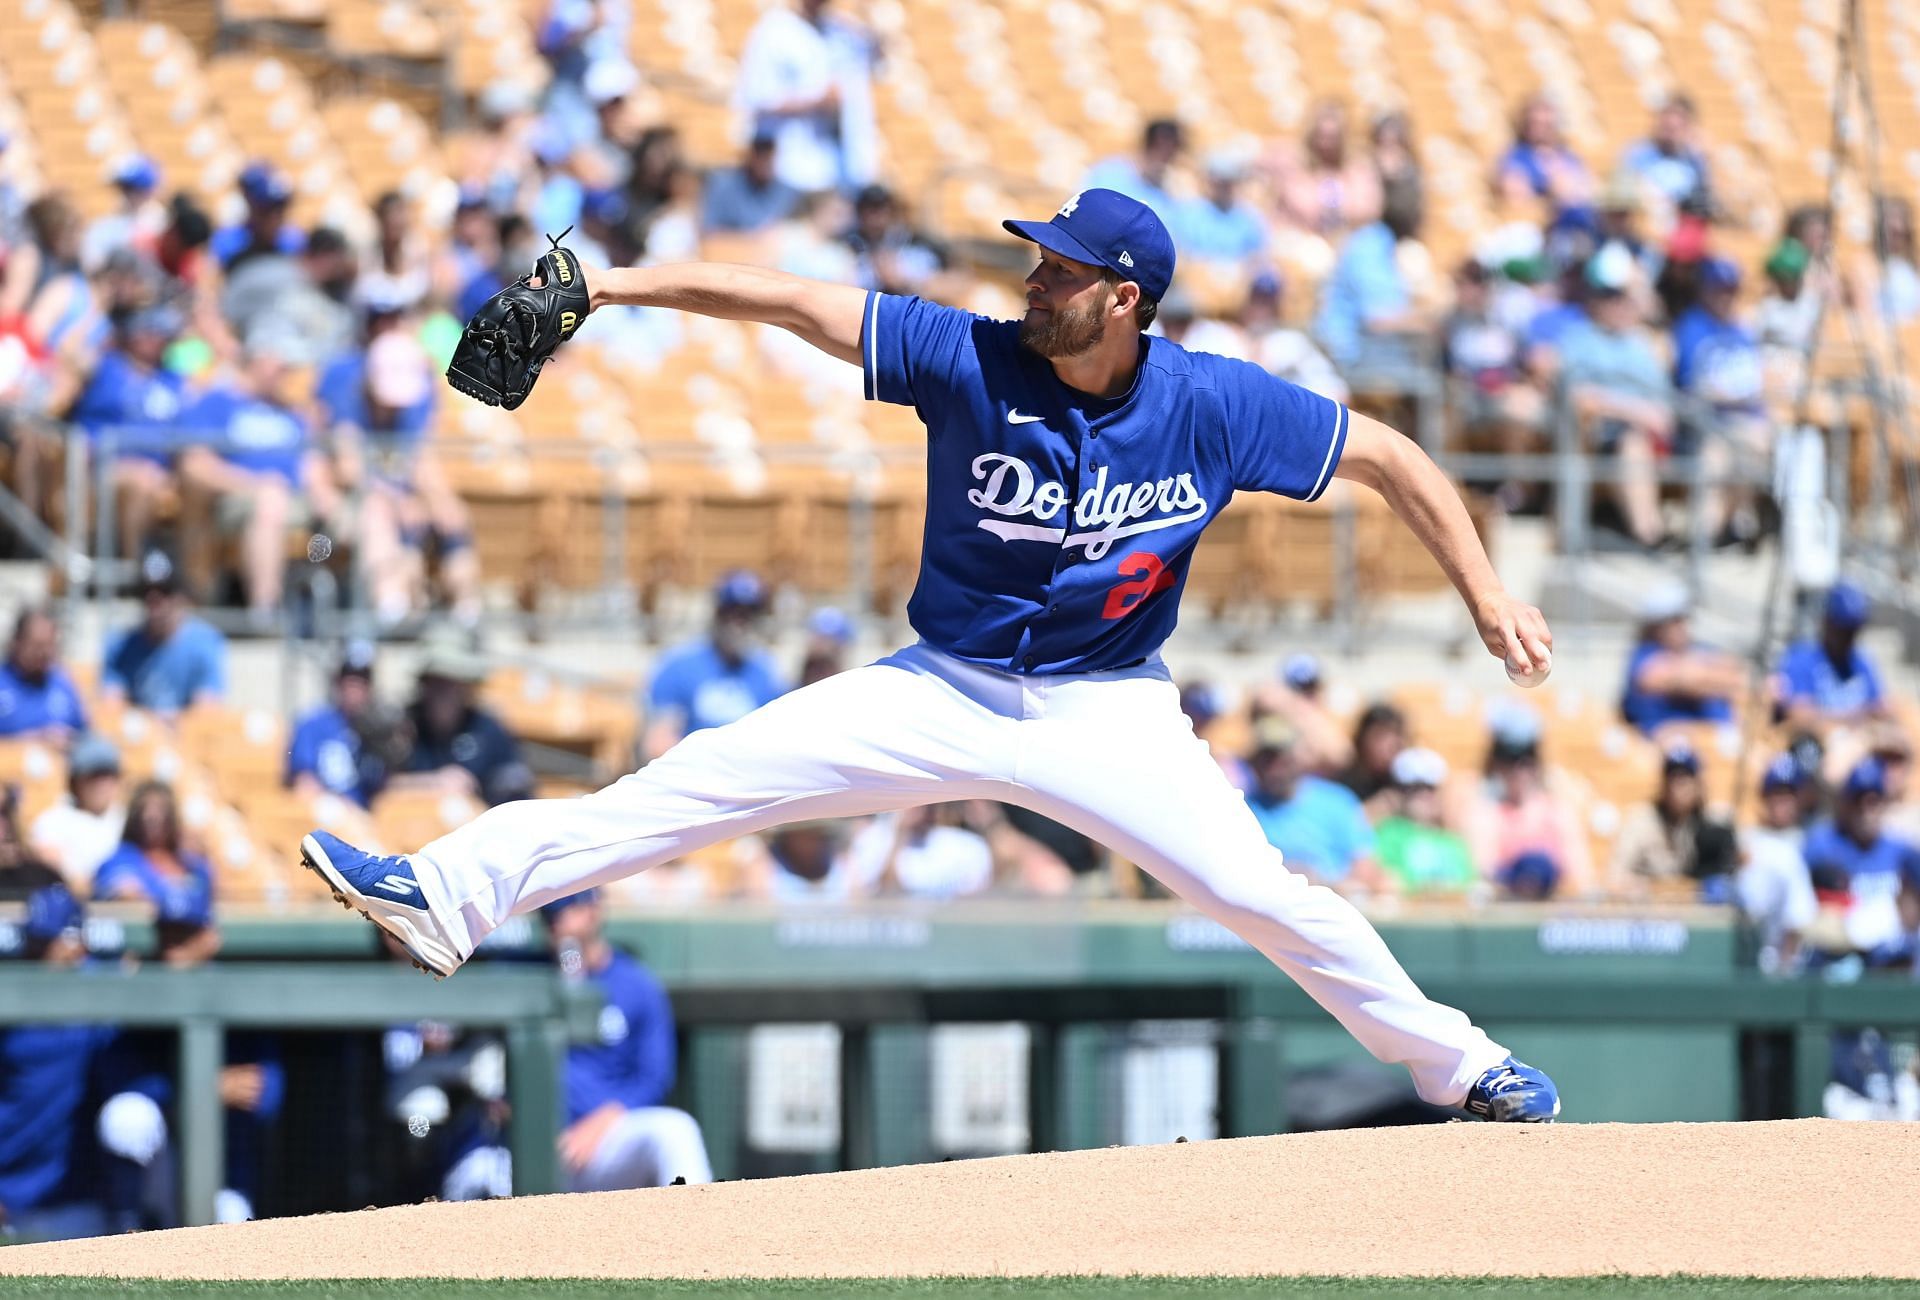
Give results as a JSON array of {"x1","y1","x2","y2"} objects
[{"x1": 307, "y1": 187, "x2": 1562, "y2": 1122}]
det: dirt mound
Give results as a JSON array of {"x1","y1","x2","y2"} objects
[{"x1": 4, "y1": 1120, "x2": 1916, "y2": 1280}]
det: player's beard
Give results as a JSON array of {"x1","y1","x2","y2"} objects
[{"x1": 1019, "y1": 287, "x2": 1109, "y2": 359}]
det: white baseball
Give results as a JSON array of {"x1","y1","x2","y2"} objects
[{"x1": 1505, "y1": 646, "x2": 1552, "y2": 689}]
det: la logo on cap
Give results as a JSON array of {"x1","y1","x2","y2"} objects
[{"x1": 1057, "y1": 191, "x2": 1083, "y2": 218}]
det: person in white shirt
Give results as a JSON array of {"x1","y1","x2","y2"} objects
[
  {"x1": 847, "y1": 804, "x2": 993, "y2": 900},
  {"x1": 1736, "y1": 754, "x2": 1817, "y2": 975},
  {"x1": 734, "y1": 0, "x2": 876, "y2": 194},
  {"x1": 29, "y1": 734, "x2": 128, "y2": 890}
]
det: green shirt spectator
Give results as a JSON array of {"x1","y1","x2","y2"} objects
[{"x1": 1374, "y1": 747, "x2": 1477, "y2": 895}]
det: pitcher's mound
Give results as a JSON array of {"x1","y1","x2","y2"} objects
[{"x1": 5, "y1": 1120, "x2": 1917, "y2": 1280}]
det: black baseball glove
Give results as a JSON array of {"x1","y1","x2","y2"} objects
[{"x1": 444, "y1": 233, "x2": 591, "y2": 410}]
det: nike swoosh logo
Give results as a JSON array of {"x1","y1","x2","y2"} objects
[{"x1": 1006, "y1": 410, "x2": 1044, "y2": 424}]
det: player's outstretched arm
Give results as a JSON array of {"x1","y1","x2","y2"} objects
[
  {"x1": 1333, "y1": 411, "x2": 1553, "y2": 680},
  {"x1": 586, "y1": 263, "x2": 869, "y2": 366}
]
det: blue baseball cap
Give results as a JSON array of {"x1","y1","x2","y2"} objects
[
  {"x1": 1761, "y1": 753, "x2": 1804, "y2": 793},
  {"x1": 113, "y1": 154, "x2": 159, "y2": 192},
  {"x1": 1662, "y1": 742, "x2": 1702, "y2": 776},
  {"x1": 1843, "y1": 757, "x2": 1888, "y2": 800},
  {"x1": 1825, "y1": 581, "x2": 1870, "y2": 629},
  {"x1": 1280, "y1": 652, "x2": 1321, "y2": 690},
  {"x1": 807, "y1": 606, "x2": 853, "y2": 645},
  {"x1": 539, "y1": 888, "x2": 598, "y2": 923},
  {"x1": 714, "y1": 570, "x2": 767, "y2": 611},
  {"x1": 238, "y1": 162, "x2": 293, "y2": 205},
  {"x1": 1003, "y1": 188, "x2": 1176, "y2": 303},
  {"x1": 1698, "y1": 256, "x2": 1742, "y2": 291}
]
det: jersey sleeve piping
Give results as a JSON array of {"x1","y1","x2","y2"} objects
[
  {"x1": 1303, "y1": 401, "x2": 1350, "y2": 503},
  {"x1": 861, "y1": 290, "x2": 882, "y2": 402}
]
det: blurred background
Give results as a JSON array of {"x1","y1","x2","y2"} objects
[{"x1": 0, "y1": 0, "x2": 1917, "y2": 1245}]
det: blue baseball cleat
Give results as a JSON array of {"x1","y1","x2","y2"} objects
[
  {"x1": 300, "y1": 831, "x2": 462, "y2": 978},
  {"x1": 1463, "y1": 1056, "x2": 1561, "y2": 1122}
]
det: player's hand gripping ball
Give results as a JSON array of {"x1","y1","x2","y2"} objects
[
  {"x1": 1506, "y1": 646, "x2": 1552, "y2": 689},
  {"x1": 1477, "y1": 591, "x2": 1553, "y2": 689}
]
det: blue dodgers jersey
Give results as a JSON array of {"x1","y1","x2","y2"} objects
[{"x1": 861, "y1": 292, "x2": 1349, "y2": 674}]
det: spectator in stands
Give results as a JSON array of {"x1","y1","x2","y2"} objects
[
  {"x1": 1444, "y1": 259, "x2": 1545, "y2": 512},
  {"x1": 541, "y1": 891, "x2": 713, "y2": 1190},
  {"x1": 1368, "y1": 110, "x2": 1423, "y2": 212},
  {"x1": 798, "y1": 606, "x2": 853, "y2": 687},
  {"x1": 64, "y1": 301, "x2": 186, "y2": 563},
  {"x1": 29, "y1": 735, "x2": 126, "y2": 891},
  {"x1": 0, "y1": 785, "x2": 65, "y2": 903},
  {"x1": 701, "y1": 134, "x2": 801, "y2": 237},
  {"x1": 1250, "y1": 654, "x2": 1353, "y2": 778},
  {"x1": 1335, "y1": 702, "x2": 1407, "y2": 812},
  {"x1": 1737, "y1": 753, "x2": 1817, "y2": 974},
  {"x1": 636, "y1": 161, "x2": 701, "y2": 267},
  {"x1": 286, "y1": 642, "x2": 392, "y2": 809},
  {"x1": 1617, "y1": 94, "x2": 1712, "y2": 221},
  {"x1": 94, "y1": 780, "x2": 219, "y2": 967},
  {"x1": 1314, "y1": 184, "x2": 1430, "y2": 375},
  {"x1": 1777, "y1": 581, "x2": 1889, "y2": 729},
  {"x1": 0, "y1": 881, "x2": 116, "y2": 1242},
  {"x1": 210, "y1": 164, "x2": 302, "y2": 272},
  {"x1": 1494, "y1": 93, "x2": 1593, "y2": 216},
  {"x1": 1273, "y1": 100, "x2": 1382, "y2": 242},
  {"x1": 1173, "y1": 149, "x2": 1267, "y2": 270},
  {"x1": 357, "y1": 192, "x2": 430, "y2": 316},
  {"x1": 0, "y1": 607, "x2": 86, "y2": 742},
  {"x1": 1860, "y1": 194, "x2": 1919, "y2": 325},
  {"x1": 1755, "y1": 237, "x2": 1817, "y2": 390},
  {"x1": 577, "y1": 60, "x2": 645, "y2": 192},
  {"x1": 101, "y1": 553, "x2": 226, "y2": 716},
  {"x1": 432, "y1": 190, "x2": 498, "y2": 313},
  {"x1": 1084, "y1": 119, "x2": 1186, "y2": 222},
  {"x1": 1672, "y1": 256, "x2": 1766, "y2": 546},
  {"x1": 81, "y1": 155, "x2": 164, "y2": 275},
  {"x1": 1374, "y1": 747, "x2": 1477, "y2": 895},
  {"x1": 1800, "y1": 758, "x2": 1920, "y2": 970},
  {"x1": 1620, "y1": 583, "x2": 1743, "y2": 735},
  {"x1": 735, "y1": 0, "x2": 878, "y2": 195},
  {"x1": 1180, "y1": 680, "x2": 1252, "y2": 793},
  {"x1": 1238, "y1": 271, "x2": 1347, "y2": 401},
  {"x1": 643, "y1": 572, "x2": 788, "y2": 761},
  {"x1": 843, "y1": 185, "x2": 946, "y2": 296},
  {"x1": 178, "y1": 331, "x2": 340, "y2": 629},
  {"x1": 394, "y1": 627, "x2": 529, "y2": 807},
  {"x1": 1464, "y1": 703, "x2": 1592, "y2": 898},
  {"x1": 222, "y1": 226, "x2": 359, "y2": 371},
  {"x1": 625, "y1": 126, "x2": 687, "y2": 231},
  {"x1": 1556, "y1": 245, "x2": 1675, "y2": 548},
  {"x1": 318, "y1": 304, "x2": 481, "y2": 629},
  {"x1": 1608, "y1": 742, "x2": 1739, "y2": 900},
  {"x1": 744, "y1": 820, "x2": 854, "y2": 902},
  {"x1": 1243, "y1": 718, "x2": 1382, "y2": 893},
  {"x1": 13, "y1": 195, "x2": 99, "y2": 411},
  {"x1": 847, "y1": 803, "x2": 993, "y2": 900}
]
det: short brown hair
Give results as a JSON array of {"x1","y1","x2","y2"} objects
[{"x1": 1101, "y1": 265, "x2": 1159, "y2": 330}]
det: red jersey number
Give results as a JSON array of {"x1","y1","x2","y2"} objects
[{"x1": 1101, "y1": 551, "x2": 1176, "y2": 620}]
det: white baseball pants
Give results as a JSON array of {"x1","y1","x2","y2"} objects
[{"x1": 411, "y1": 643, "x2": 1508, "y2": 1105}]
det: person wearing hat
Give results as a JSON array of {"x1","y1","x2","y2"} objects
[
  {"x1": 1619, "y1": 581, "x2": 1743, "y2": 736},
  {"x1": 100, "y1": 552, "x2": 227, "y2": 716},
  {"x1": 220, "y1": 222, "x2": 357, "y2": 364},
  {"x1": 1607, "y1": 742, "x2": 1737, "y2": 900},
  {"x1": 1735, "y1": 753, "x2": 1817, "y2": 973},
  {"x1": 81, "y1": 155, "x2": 165, "y2": 275},
  {"x1": 28, "y1": 733, "x2": 126, "y2": 890},
  {"x1": 538, "y1": 890, "x2": 711, "y2": 1190},
  {"x1": 309, "y1": 177, "x2": 1568, "y2": 1122},
  {"x1": 1171, "y1": 148, "x2": 1267, "y2": 268},
  {"x1": 1554, "y1": 243, "x2": 1676, "y2": 548},
  {"x1": 64, "y1": 295, "x2": 187, "y2": 562},
  {"x1": 1239, "y1": 268, "x2": 1349, "y2": 402},
  {"x1": 1672, "y1": 254, "x2": 1766, "y2": 544},
  {"x1": 177, "y1": 328, "x2": 341, "y2": 630},
  {"x1": 642, "y1": 572, "x2": 789, "y2": 761},
  {"x1": 209, "y1": 162, "x2": 303, "y2": 272},
  {"x1": 1083, "y1": 118, "x2": 1186, "y2": 223},
  {"x1": 843, "y1": 184, "x2": 946, "y2": 297},
  {"x1": 394, "y1": 627, "x2": 527, "y2": 807},
  {"x1": 1242, "y1": 717, "x2": 1382, "y2": 893},
  {"x1": 1617, "y1": 94, "x2": 1712, "y2": 219},
  {"x1": 1250, "y1": 654, "x2": 1355, "y2": 782},
  {"x1": 287, "y1": 643, "x2": 394, "y2": 809},
  {"x1": 1798, "y1": 757, "x2": 1920, "y2": 969},
  {"x1": 797, "y1": 605, "x2": 854, "y2": 687},
  {"x1": 0, "y1": 880, "x2": 120, "y2": 1242},
  {"x1": 702, "y1": 133, "x2": 802, "y2": 237},
  {"x1": 1776, "y1": 581, "x2": 1889, "y2": 729},
  {"x1": 0, "y1": 606, "x2": 87, "y2": 743},
  {"x1": 1441, "y1": 256, "x2": 1545, "y2": 513},
  {"x1": 1464, "y1": 702, "x2": 1592, "y2": 899},
  {"x1": 1374, "y1": 747, "x2": 1477, "y2": 895}
]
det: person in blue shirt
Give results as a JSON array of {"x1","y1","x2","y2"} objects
[
  {"x1": 395, "y1": 627, "x2": 530, "y2": 806},
  {"x1": 286, "y1": 642, "x2": 389, "y2": 808},
  {"x1": 1616, "y1": 95, "x2": 1713, "y2": 216},
  {"x1": 1494, "y1": 93, "x2": 1593, "y2": 216},
  {"x1": 308, "y1": 185, "x2": 1564, "y2": 1122},
  {"x1": 1802, "y1": 758, "x2": 1920, "y2": 969},
  {"x1": 1777, "y1": 581, "x2": 1889, "y2": 729},
  {"x1": 177, "y1": 333, "x2": 341, "y2": 627},
  {"x1": 63, "y1": 302, "x2": 186, "y2": 563},
  {"x1": 0, "y1": 606, "x2": 86, "y2": 742},
  {"x1": 544, "y1": 891, "x2": 711, "y2": 1190},
  {"x1": 643, "y1": 571, "x2": 789, "y2": 760},
  {"x1": 208, "y1": 163, "x2": 303, "y2": 271},
  {"x1": 699, "y1": 135, "x2": 800, "y2": 236},
  {"x1": 1242, "y1": 718, "x2": 1381, "y2": 892},
  {"x1": 1314, "y1": 187, "x2": 1428, "y2": 374},
  {"x1": 1172, "y1": 152, "x2": 1267, "y2": 268},
  {"x1": 1620, "y1": 583, "x2": 1744, "y2": 735},
  {"x1": 101, "y1": 554, "x2": 227, "y2": 716},
  {"x1": 93, "y1": 779, "x2": 219, "y2": 965},
  {"x1": 0, "y1": 883, "x2": 116, "y2": 1242},
  {"x1": 1082, "y1": 119, "x2": 1184, "y2": 224},
  {"x1": 1669, "y1": 256, "x2": 1766, "y2": 546}
]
